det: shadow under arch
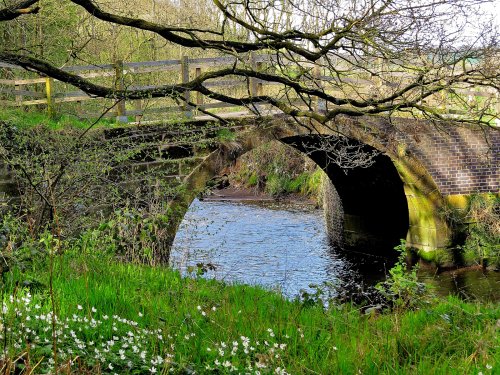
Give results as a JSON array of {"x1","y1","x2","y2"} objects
[
  {"x1": 163, "y1": 120, "x2": 451, "y2": 262},
  {"x1": 281, "y1": 134, "x2": 409, "y2": 253}
]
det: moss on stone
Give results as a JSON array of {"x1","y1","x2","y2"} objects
[{"x1": 416, "y1": 248, "x2": 455, "y2": 267}]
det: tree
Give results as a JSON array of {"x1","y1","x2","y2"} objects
[{"x1": 0, "y1": 0, "x2": 498, "y2": 127}]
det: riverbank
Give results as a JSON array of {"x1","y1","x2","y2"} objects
[
  {"x1": 203, "y1": 186, "x2": 319, "y2": 209},
  {"x1": 1, "y1": 245, "x2": 498, "y2": 374}
]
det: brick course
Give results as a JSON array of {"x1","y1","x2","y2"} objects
[{"x1": 349, "y1": 119, "x2": 499, "y2": 196}]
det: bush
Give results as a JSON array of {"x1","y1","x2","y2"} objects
[
  {"x1": 375, "y1": 241, "x2": 430, "y2": 310},
  {"x1": 461, "y1": 194, "x2": 500, "y2": 267},
  {"x1": 444, "y1": 193, "x2": 500, "y2": 267},
  {"x1": 0, "y1": 214, "x2": 46, "y2": 276}
]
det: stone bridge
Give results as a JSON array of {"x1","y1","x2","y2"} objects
[
  {"x1": 164, "y1": 115, "x2": 498, "y2": 263},
  {"x1": 1, "y1": 115, "x2": 498, "y2": 264}
]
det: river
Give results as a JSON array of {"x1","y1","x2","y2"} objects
[{"x1": 171, "y1": 199, "x2": 499, "y2": 302}]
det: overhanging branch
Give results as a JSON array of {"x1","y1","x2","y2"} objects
[{"x1": 0, "y1": 0, "x2": 40, "y2": 21}]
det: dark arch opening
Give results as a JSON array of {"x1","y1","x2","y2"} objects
[{"x1": 282, "y1": 135, "x2": 409, "y2": 254}]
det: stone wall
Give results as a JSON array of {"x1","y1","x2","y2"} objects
[{"x1": 321, "y1": 173, "x2": 343, "y2": 249}]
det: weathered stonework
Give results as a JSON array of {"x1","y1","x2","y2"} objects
[
  {"x1": 321, "y1": 174, "x2": 343, "y2": 249},
  {"x1": 1, "y1": 116, "x2": 498, "y2": 264}
]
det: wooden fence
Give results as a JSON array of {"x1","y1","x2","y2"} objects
[
  {"x1": 0, "y1": 54, "x2": 273, "y2": 122},
  {"x1": 0, "y1": 54, "x2": 498, "y2": 123}
]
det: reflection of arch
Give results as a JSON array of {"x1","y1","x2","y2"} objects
[{"x1": 164, "y1": 119, "x2": 451, "y2": 261}]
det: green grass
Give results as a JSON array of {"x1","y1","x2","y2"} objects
[
  {"x1": 264, "y1": 169, "x2": 323, "y2": 198},
  {"x1": 2, "y1": 243, "x2": 498, "y2": 374},
  {"x1": 0, "y1": 108, "x2": 116, "y2": 130}
]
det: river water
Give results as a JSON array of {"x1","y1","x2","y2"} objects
[{"x1": 171, "y1": 199, "x2": 499, "y2": 302}]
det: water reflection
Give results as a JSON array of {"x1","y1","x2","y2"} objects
[
  {"x1": 171, "y1": 199, "x2": 393, "y2": 298},
  {"x1": 171, "y1": 199, "x2": 499, "y2": 301},
  {"x1": 418, "y1": 268, "x2": 500, "y2": 302}
]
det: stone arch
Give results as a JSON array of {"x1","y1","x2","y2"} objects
[
  {"x1": 323, "y1": 119, "x2": 452, "y2": 257},
  {"x1": 165, "y1": 118, "x2": 451, "y2": 261},
  {"x1": 280, "y1": 134, "x2": 410, "y2": 252}
]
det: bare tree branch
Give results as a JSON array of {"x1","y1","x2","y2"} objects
[
  {"x1": 0, "y1": 0, "x2": 40, "y2": 21},
  {"x1": 0, "y1": 0, "x2": 498, "y2": 128}
]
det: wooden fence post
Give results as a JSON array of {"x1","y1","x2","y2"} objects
[
  {"x1": 313, "y1": 59, "x2": 326, "y2": 113},
  {"x1": 134, "y1": 99, "x2": 143, "y2": 123},
  {"x1": 195, "y1": 67, "x2": 203, "y2": 114},
  {"x1": 15, "y1": 83, "x2": 22, "y2": 106},
  {"x1": 181, "y1": 56, "x2": 193, "y2": 118},
  {"x1": 114, "y1": 60, "x2": 128, "y2": 123},
  {"x1": 250, "y1": 52, "x2": 264, "y2": 113},
  {"x1": 45, "y1": 77, "x2": 55, "y2": 118},
  {"x1": 250, "y1": 52, "x2": 263, "y2": 97}
]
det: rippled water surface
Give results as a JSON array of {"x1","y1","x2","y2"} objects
[
  {"x1": 171, "y1": 199, "x2": 395, "y2": 298},
  {"x1": 171, "y1": 199, "x2": 499, "y2": 301}
]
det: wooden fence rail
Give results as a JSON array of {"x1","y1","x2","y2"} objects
[{"x1": 0, "y1": 54, "x2": 498, "y2": 123}]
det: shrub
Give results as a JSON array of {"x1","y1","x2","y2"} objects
[
  {"x1": 375, "y1": 241, "x2": 430, "y2": 310},
  {"x1": 444, "y1": 193, "x2": 500, "y2": 267},
  {"x1": 460, "y1": 194, "x2": 500, "y2": 267}
]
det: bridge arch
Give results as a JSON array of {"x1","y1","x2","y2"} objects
[
  {"x1": 280, "y1": 134, "x2": 409, "y2": 252},
  {"x1": 165, "y1": 119, "x2": 451, "y2": 260}
]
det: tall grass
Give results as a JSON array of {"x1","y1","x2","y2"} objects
[
  {"x1": 0, "y1": 109, "x2": 115, "y2": 130},
  {"x1": 1, "y1": 237, "x2": 498, "y2": 374}
]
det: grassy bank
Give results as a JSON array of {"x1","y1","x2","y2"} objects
[
  {"x1": 1, "y1": 241, "x2": 498, "y2": 374},
  {"x1": 229, "y1": 140, "x2": 323, "y2": 201},
  {"x1": 0, "y1": 109, "x2": 116, "y2": 130}
]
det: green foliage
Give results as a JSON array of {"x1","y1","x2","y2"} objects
[
  {"x1": 0, "y1": 237, "x2": 497, "y2": 374},
  {"x1": 376, "y1": 240, "x2": 430, "y2": 310},
  {"x1": 232, "y1": 141, "x2": 322, "y2": 199},
  {"x1": 95, "y1": 207, "x2": 171, "y2": 264},
  {"x1": 460, "y1": 194, "x2": 500, "y2": 267},
  {"x1": 444, "y1": 193, "x2": 500, "y2": 267},
  {"x1": 0, "y1": 108, "x2": 115, "y2": 130},
  {"x1": 246, "y1": 172, "x2": 258, "y2": 186},
  {"x1": 0, "y1": 214, "x2": 45, "y2": 275},
  {"x1": 215, "y1": 128, "x2": 237, "y2": 142},
  {"x1": 265, "y1": 173, "x2": 290, "y2": 196}
]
